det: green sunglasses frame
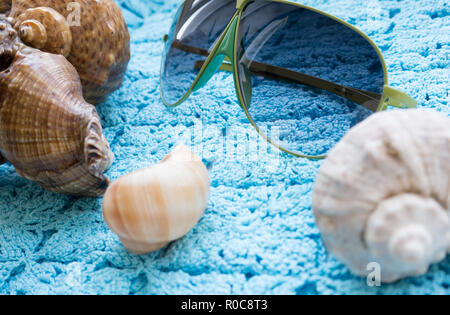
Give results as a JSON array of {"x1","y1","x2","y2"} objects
[{"x1": 160, "y1": 0, "x2": 418, "y2": 159}]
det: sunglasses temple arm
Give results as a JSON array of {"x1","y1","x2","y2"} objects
[
  {"x1": 171, "y1": 40, "x2": 382, "y2": 111},
  {"x1": 381, "y1": 86, "x2": 418, "y2": 110},
  {"x1": 172, "y1": 40, "x2": 210, "y2": 57},
  {"x1": 237, "y1": 61, "x2": 382, "y2": 111}
]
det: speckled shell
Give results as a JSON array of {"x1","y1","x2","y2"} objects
[
  {"x1": 7, "y1": 0, "x2": 130, "y2": 104},
  {"x1": 313, "y1": 109, "x2": 450, "y2": 283},
  {"x1": 0, "y1": 34, "x2": 114, "y2": 196}
]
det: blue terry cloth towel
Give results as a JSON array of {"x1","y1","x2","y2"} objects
[{"x1": 0, "y1": 0, "x2": 448, "y2": 294}]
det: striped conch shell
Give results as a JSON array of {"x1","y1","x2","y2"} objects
[
  {"x1": 0, "y1": 17, "x2": 113, "y2": 196},
  {"x1": 102, "y1": 144, "x2": 210, "y2": 254},
  {"x1": 5, "y1": 0, "x2": 130, "y2": 104}
]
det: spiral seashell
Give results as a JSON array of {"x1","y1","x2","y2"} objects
[
  {"x1": 102, "y1": 144, "x2": 210, "y2": 254},
  {"x1": 312, "y1": 109, "x2": 450, "y2": 283},
  {"x1": 17, "y1": 19, "x2": 47, "y2": 49},
  {"x1": 0, "y1": 41, "x2": 113, "y2": 196},
  {"x1": 365, "y1": 194, "x2": 449, "y2": 276},
  {"x1": 13, "y1": 7, "x2": 71, "y2": 56},
  {"x1": 8, "y1": 0, "x2": 130, "y2": 104}
]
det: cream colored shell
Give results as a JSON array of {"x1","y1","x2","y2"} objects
[
  {"x1": 313, "y1": 109, "x2": 450, "y2": 283},
  {"x1": 102, "y1": 144, "x2": 210, "y2": 254}
]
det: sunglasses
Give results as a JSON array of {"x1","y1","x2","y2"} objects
[{"x1": 160, "y1": 0, "x2": 417, "y2": 158}]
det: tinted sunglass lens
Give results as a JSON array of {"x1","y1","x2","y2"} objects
[
  {"x1": 236, "y1": 1, "x2": 385, "y2": 156},
  {"x1": 161, "y1": 0, "x2": 236, "y2": 105}
]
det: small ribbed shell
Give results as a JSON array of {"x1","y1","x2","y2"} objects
[
  {"x1": 313, "y1": 109, "x2": 450, "y2": 282},
  {"x1": 13, "y1": 6, "x2": 72, "y2": 56},
  {"x1": 8, "y1": 0, "x2": 130, "y2": 104},
  {"x1": 0, "y1": 45, "x2": 113, "y2": 196}
]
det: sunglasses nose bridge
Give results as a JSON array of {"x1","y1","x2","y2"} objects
[
  {"x1": 193, "y1": 16, "x2": 238, "y2": 92},
  {"x1": 193, "y1": 54, "x2": 226, "y2": 91}
]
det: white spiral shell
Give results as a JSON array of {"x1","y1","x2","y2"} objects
[{"x1": 313, "y1": 109, "x2": 450, "y2": 283}]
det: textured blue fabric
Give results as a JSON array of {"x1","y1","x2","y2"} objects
[{"x1": 0, "y1": 0, "x2": 449, "y2": 294}]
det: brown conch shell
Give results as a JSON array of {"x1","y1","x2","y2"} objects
[
  {"x1": 5, "y1": 0, "x2": 130, "y2": 104},
  {"x1": 0, "y1": 18, "x2": 113, "y2": 196}
]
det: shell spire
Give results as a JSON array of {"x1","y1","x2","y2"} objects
[
  {"x1": 18, "y1": 18, "x2": 47, "y2": 49},
  {"x1": 365, "y1": 194, "x2": 449, "y2": 276},
  {"x1": 13, "y1": 6, "x2": 72, "y2": 56}
]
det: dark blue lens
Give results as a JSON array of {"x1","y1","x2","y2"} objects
[
  {"x1": 236, "y1": 1, "x2": 385, "y2": 156},
  {"x1": 161, "y1": 0, "x2": 236, "y2": 105}
]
